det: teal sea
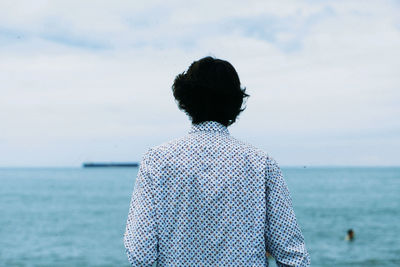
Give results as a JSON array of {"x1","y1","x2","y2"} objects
[{"x1": 0, "y1": 167, "x2": 399, "y2": 266}]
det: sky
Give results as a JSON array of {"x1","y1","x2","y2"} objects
[{"x1": 0, "y1": 0, "x2": 399, "y2": 167}]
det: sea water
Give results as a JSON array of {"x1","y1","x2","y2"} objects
[{"x1": 0, "y1": 167, "x2": 399, "y2": 266}]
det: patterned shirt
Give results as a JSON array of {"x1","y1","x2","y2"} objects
[{"x1": 124, "y1": 121, "x2": 310, "y2": 266}]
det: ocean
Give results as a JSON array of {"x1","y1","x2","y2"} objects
[{"x1": 0, "y1": 167, "x2": 399, "y2": 266}]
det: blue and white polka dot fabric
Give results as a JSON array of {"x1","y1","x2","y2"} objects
[{"x1": 124, "y1": 121, "x2": 310, "y2": 266}]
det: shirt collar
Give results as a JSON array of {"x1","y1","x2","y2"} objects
[{"x1": 189, "y1": 121, "x2": 230, "y2": 135}]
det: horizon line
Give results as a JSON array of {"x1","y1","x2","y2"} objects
[{"x1": 0, "y1": 165, "x2": 399, "y2": 169}]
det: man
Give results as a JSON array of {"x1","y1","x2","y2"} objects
[{"x1": 124, "y1": 57, "x2": 310, "y2": 266}]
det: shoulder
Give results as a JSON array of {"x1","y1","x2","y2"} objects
[
  {"x1": 229, "y1": 135, "x2": 269, "y2": 160},
  {"x1": 143, "y1": 133, "x2": 277, "y2": 170},
  {"x1": 149, "y1": 135, "x2": 188, "y2": 154},
  {"x1": 142, "y1": 135, "x2": 189, "y2": 165},
  {"x1": 228, "y1": 136, "x2": 280, "y2": 167},
  {"x1": 228, "y1": 136, "x2": 285, "y2": 176}
]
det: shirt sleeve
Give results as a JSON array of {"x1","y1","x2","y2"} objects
[
  {"x1": 124, "y1": 149, "x2": 158, "y2": 266},
  {"x1": 265, "y1": 157, "x2": 310, "y2": 267}
]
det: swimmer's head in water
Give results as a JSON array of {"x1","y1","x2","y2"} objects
[
  {"x1": 347, "y1": 229, "x2": 353, "y2": 235},
  {"x1": 346, "y1": 229, "x2": 355, "y2": 241}
]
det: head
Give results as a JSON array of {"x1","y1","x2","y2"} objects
[
  {"x1": 347, "y1": 229, "x2": 354, "y2": 238},
  {"x1": 347, "y1": 229, "x2": 353, "y2": 235},
  {"x1": 172, "y1": 56, "x2": 249, "y2": 126}
]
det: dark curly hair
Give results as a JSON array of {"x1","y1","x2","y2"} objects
[{"x1": 172, "y1": 57, "x2": 249, "y2": 126}]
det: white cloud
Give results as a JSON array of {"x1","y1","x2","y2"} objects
[{"x1": 0, "y1": 0, "x2": 399, "y2": 166}]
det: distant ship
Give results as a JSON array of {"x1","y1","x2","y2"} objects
[{"x1": 82, "y1": 162, "x2": 139, "y2": 168}]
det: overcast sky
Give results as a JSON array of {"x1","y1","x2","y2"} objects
[{"x1": 1, "y1": 0, "x2": 399, "y2": 167}]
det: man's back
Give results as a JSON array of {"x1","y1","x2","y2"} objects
[{"x1": 124, "y1": 121, "x2": 310, "y2": 266}]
